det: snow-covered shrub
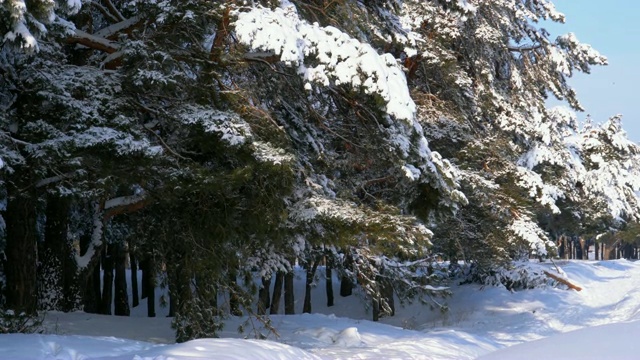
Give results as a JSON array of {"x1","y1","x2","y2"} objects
[
  {"x1": 172, "y1": 297, "x2": 224, "y2": 343},
  {"x1": 458, "y1": 261, "x2": 555, "y2": 291}
]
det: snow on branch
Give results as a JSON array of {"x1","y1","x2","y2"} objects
[
  {"x1": 233, "y1": 3, "x2": 416, "y2": 121},
  {"x1": 515, "y1": 167, "x2": 563, "y2": 214},
  {"x1": 75, "y1": 202, "x2": 104, "y2": 270},
  {"x1": 95, "y1": 15, "x2": 141, "y2": 39},
  {"x1": 177, "y1": 105, "x2": 252, "y2": 146},
  {"x1": 66, "y1": 15, "x2": 141, "y2": 54},
  {"x1": 35, "y1": 171, "x2": 77, "y2": 188},
  {"x1": 69, "y1": 29, "x2": 119, "y2": 53},
  {"x1": 104, "y1": 194, "x2": 146, "y2": 210},
  {"x1": 510, "y1": 217, "x2": 554, "y2": 256},
  {"x1": 76, "y1": 193, "x2": 148, "y2": 270},
  {"x1": 2, "y1": 0, "x2": 83, "y2": 52}
]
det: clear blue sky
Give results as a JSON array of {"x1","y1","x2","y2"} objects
[{"x1": 544, "y1": 0, "x2": 640, "y2": 142}]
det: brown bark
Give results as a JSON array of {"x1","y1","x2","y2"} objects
[
  {"x1": 543, "y1": 271, "x2": 582, "y2": 291},
  {"x1": 68, "y1": 30, "x2": 118, "y2": 53}
]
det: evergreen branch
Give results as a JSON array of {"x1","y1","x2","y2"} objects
[
  {"x1": 131, "y1": 101, "x2": 191, "y2": 162},
  {"x1": 1, "y1": 132, "x2": 33, "y2": 146},
  {"x1": 90, "y1": 1, "x2": 119, "y2": 23},
  {"x1": 143, "y1": 126, "x2": 191, "y2": 162},
  {"x1": 507, "y1": 44, "x2": 543, "y2": 52},
  {"x1": 103, "y1": 0, "x2": 126, "y2": 22},
  {"x1": 243, "y1": 53, "x2": 294, "y2": 77}
]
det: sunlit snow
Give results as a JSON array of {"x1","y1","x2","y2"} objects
[{"x1": 5, "y1": 260, "x2": 640, "y2": 359}]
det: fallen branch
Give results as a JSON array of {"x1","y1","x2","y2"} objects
[{"x1": 543, "y1": 271, "x2": 582, "y2": 291}]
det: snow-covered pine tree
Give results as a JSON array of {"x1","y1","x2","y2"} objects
[{"x1": 398, "y1": 0, "x2": 608, "y2": 271}]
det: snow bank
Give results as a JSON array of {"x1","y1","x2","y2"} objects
[{"x1": 0, "y1": 334, "x2": 321, "y2": 360}]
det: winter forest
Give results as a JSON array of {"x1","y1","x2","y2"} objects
[{"x1": 1, "y1": 0, "x2": 640, "y2": 357}]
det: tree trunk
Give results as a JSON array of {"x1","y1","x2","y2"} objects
[
  {"x1": 80, "y1": 232, "x2": 99, "y2": 313},
  {"x1": 326, "y1": 258, "x2": 334, "y2": 307},
  {"x1": 100, "y1": 244, "x2": 114, "y2": 315},
  {"x1": 130, "y1": 249, "x2": 139, "y2": 308},
  {"x1": 43, "y1": 195, "x2": 78, "y2": 312},
  {"x1": 82, "y1": 251, "x2": 101, "y2": 314},
  {"x1": 340, "y1": 252, "x2": 354, "y2": 297},
  {"x1": 284, "y1": 271, "x2": 295, "y2": 315},
  {"x1": 595, "y1": 242, "x2": 599, "y2": 260},
  {"x1": 257, "y1": 276, "x2": 271, "y2": 315},
  {"x1": 144, "y1": 258, "x2": 156, "y2": 317},
  {"x1": 303, "y1": 259, "x2": 320, "y2": 314},
  {"x1": 114, "y1": 244, "x2": 130, "y2": 316},
  {"x1": 557, "y1": 236, "x2": 565, "y2": 259},
  {"x1": 4, "y1": 193, "x2": 38, "y2": 314},
  {"x1": 372, "y1": 295, "x2": 380, "y2": 322},
  {"x1": 141, "y1": 258, "x2": 149, "y2": 300},
  {"x1": 270, "y1": 272, "x2": 284, "y2": 315},
  {"x1": 228, "y1": 269, "x2": 242, "y2": 316}
]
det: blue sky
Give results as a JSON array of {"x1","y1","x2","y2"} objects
[{"x1": 544, "y1": 0, "x2": 640, "y2": 142}]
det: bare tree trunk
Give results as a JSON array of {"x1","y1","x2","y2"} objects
[
  {"x1": 114, "y1": 244, "x2": 130, "y2": 316},
  {"x1": 100, "y1": 244, "x2": 114, "y2": 315},
  {"x1": 130, "y1": 248, "x2": 139, "y2": 308},
  {"x1": 303, "y1": 259, "x2": 320, "y2": 314},
  {"x1": 228, "y1": 269, "x2": 242, "y2": 316},
  {"x1": 284, "y1": 271, "x2": 295, "y2": 315},
  {"x1": 257, "y1": 276, "x2": 271, "y2": 315},
  {"x1": 326, "y1": 258, "x2": 334, "y2": 307},
  {"x1": 143, "y1": 257, "x2": 156, "y2": 317},
  {"x1": 557, "y1": 236, "x2": 565, "y2": 259},
  {"x1": 141, "y1": 258, "x2": 149, "y2": 300},
  {"x1": 340, "y1": 252, "x2": 354, "y2": 297},
  {"x1": 4, "y1": 193, "x2": 38, "y2": 314},
  {"x1": 43, "y1": 195, "x2": 78, "y2": 312},
  {"x1": 270, "y1": 272, "x2": 284, "y2": 315},
  {"x1": 595, "y1": 241, "x2": 599, "y2": 260},
  {"x1": 82, "y1": 248, "x2": 101, "y2": 314},
  {"x1": 372, "y1": 295, "x2": 380, "y2": 322}
]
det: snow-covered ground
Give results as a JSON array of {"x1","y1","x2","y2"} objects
[{"x1": 5, "y1": 259, "x2": 640, "y2": 359}]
